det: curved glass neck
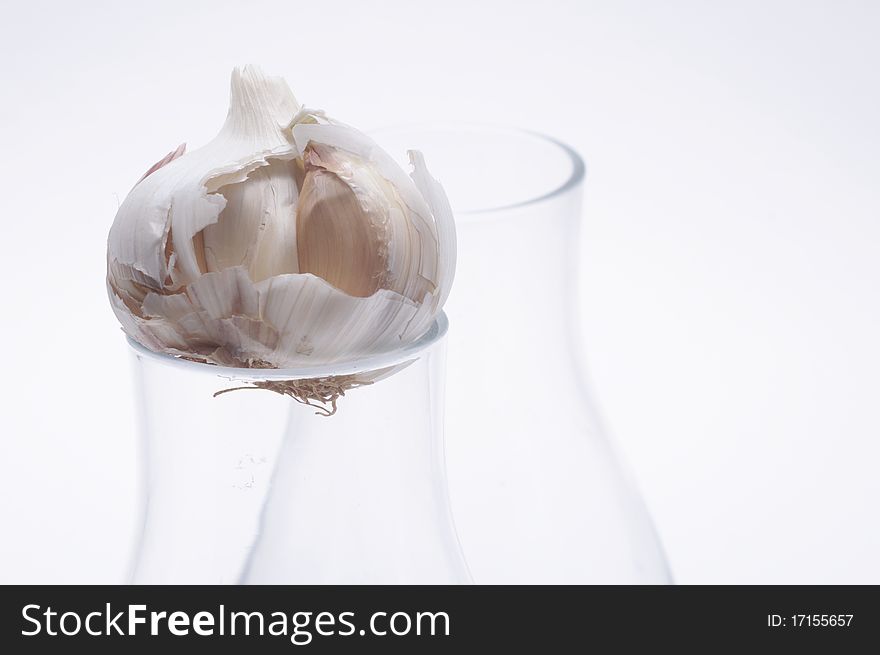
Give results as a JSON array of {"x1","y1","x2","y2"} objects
[
  {"x1": 451, "y1": 190, "x2": 584, "y2": 360},
  {"x1": 371, "y1": 123, "x2": 584, "y2": 214},
  {"x1": 373, "y1": 124, "x2": 586, "y2": 366},
  {"x1": 127, "y1": 317, "x2": 470, "y2": 584}
]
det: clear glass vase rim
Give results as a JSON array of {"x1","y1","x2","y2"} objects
[
  {"x1": 126, "y1": 311, "x2": 448, "y2": 381},
  {"x1": 370, "y1": 122, "x2": 586, "y2": 214}
]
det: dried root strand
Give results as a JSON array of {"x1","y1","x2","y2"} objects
[{"x1": 213, "y1": 374, "x2": 374, "y2": 416}]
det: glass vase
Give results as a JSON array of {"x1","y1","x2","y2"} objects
[
  {"x1": 372, "y1": 125, "x2": 672, "y2": 583},
  {"x1": 127, "y1": 314, "x2": 471, "y2": 584}
]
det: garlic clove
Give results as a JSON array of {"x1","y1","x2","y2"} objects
[
  {"x1": 108, "y1": 65, "x2": 299, "y2": 291},
  {"x1": 295, "y1": 160, "x2": 388, "y2": 298},
  {"x1": 202, "y1": 158, "x2": 301, "y2": 282},
  {"x1": 290, "y1": 123, "x2": 442, "y2": 305},
  {"x1": 290, "y1": 121, "x2": 435, "y2": 224},
  {"x1": 295, "y1": 140, "x2": 438, "y2": 303}
]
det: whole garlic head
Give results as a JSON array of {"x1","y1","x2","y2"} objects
[{"x1": 107, "y1": 66, "x2": 455, "y2": 368}]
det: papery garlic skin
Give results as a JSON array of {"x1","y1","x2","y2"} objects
[{"x1": 107, "y1": 66, "x2": 455, "y2": 368}]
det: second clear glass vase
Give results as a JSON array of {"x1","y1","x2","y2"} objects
[{"x1": 373, "y1": 125, "x2": 672, "y2": 583}]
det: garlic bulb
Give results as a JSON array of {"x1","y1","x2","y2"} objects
[{"x1": 107, "y1": 66, "x2": 455, "y2": 369}]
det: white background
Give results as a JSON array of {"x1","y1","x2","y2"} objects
[{"x1": 1, "y1": 0, "x2": 878, "y2": 584}]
